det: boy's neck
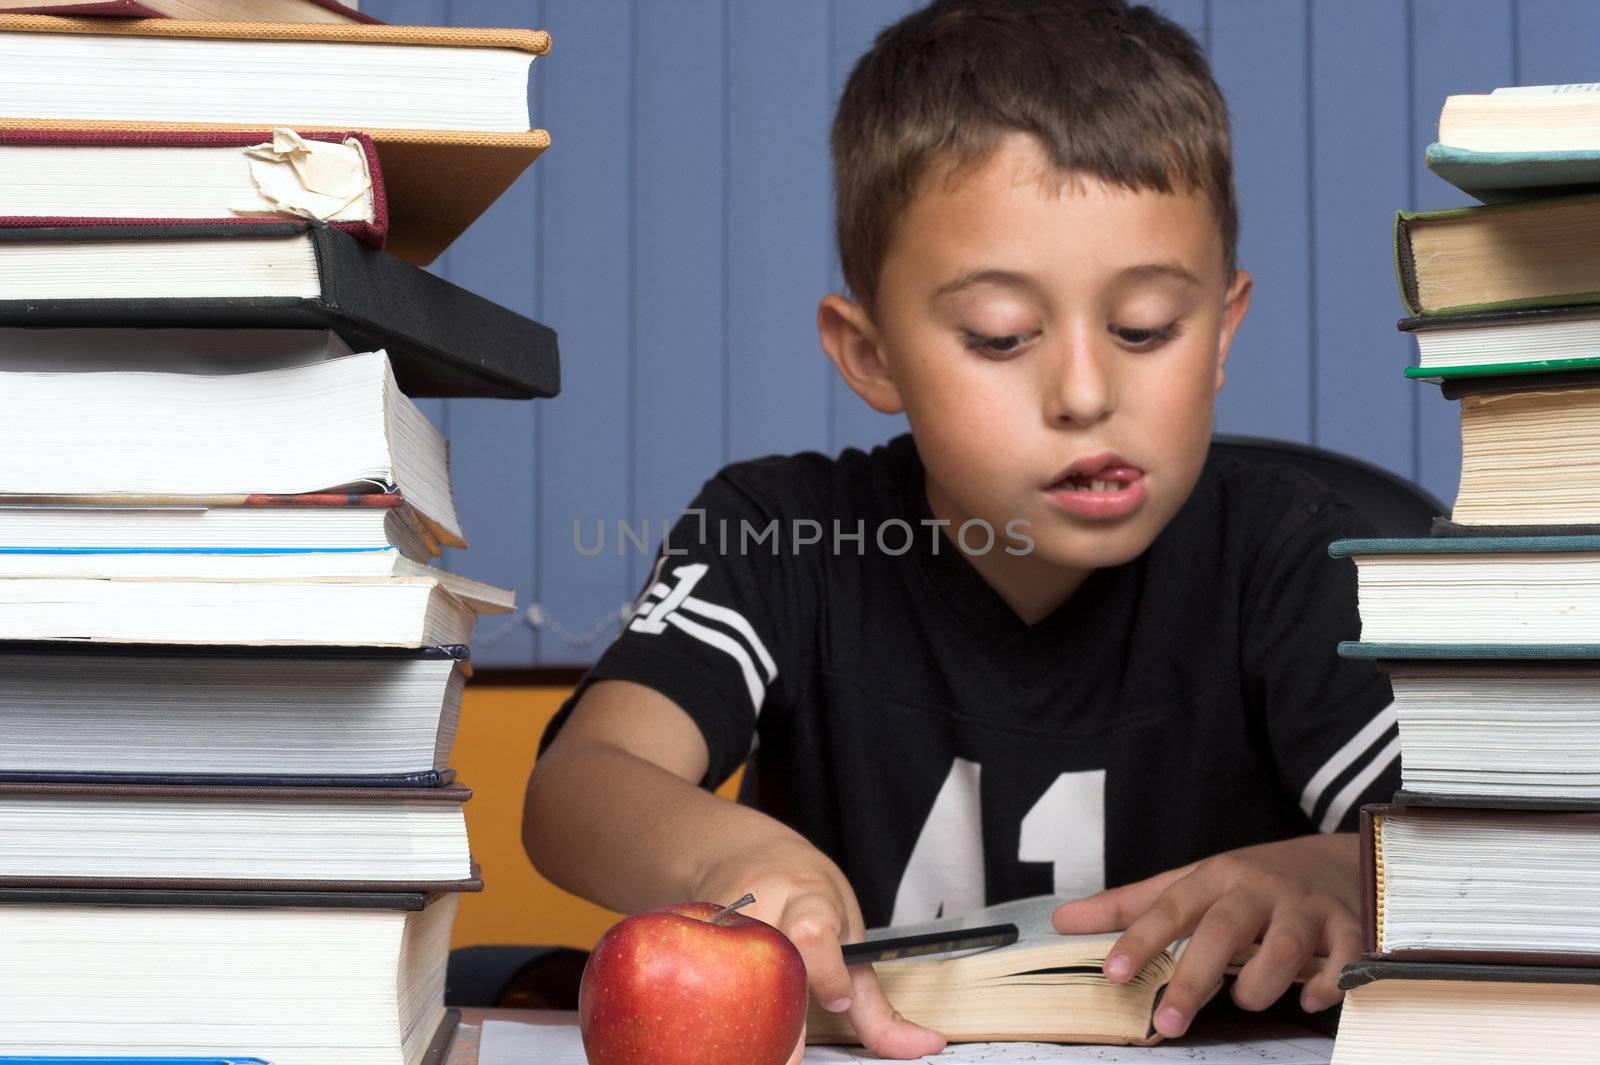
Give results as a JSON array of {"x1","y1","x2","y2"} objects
[{"x1": 924, "y1": 482, "x2": 1092, "y2": 626}]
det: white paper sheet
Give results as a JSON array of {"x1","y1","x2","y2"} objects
[{"x1": 477, "y1": 1018, "x2": 1333, "y2": 1065}]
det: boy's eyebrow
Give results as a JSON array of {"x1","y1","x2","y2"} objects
[
  {"x1": 1116, "y1": 262, "x2": 1203, "y2": 287},
  {"x1": 932, "y1": 262, "x2": 1202, "y2": 299},
  {"x1": 932, "y1": 269, "x2": 1043, "y2": 299}
]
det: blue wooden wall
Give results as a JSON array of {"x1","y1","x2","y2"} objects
[{"x1": 360, "y1": 0, "x2": 1600, "y2": 667}]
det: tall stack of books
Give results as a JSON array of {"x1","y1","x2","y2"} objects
[
  {"x1": 1329, "y1": 84, "x2": 1600, "y2": 1065},
  {"x1": 0, "y1": 9, "x2": 558, "y2": 1064}
]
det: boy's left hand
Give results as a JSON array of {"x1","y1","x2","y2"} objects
[{"x1": 1050, "y1": 833, "x2": 1361, "y2": 1039}]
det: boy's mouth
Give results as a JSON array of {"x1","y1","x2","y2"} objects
[
  {"x1": 1044, "y1": 453, "x2": 1144, "y2": 492},
  {"x1": 1043, "y1": 454, "x2": 1147, "y2": 519}
]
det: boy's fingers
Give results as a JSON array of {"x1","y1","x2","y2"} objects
[
  {"x1": 1051, "y1": 865, "x2": 1191, "y2": 936},
  {"x1": 780, "y1": 892, "x2": 854, "y2": 1010},
  {"x1": 1301, "y1": 915, "x2": 1362, "y2": 1011},
  {"x1": 1152, "y1": 894, "x2": 1271, "y2": 1038},
  {"x1": 1099, "y1": 870, "x2": 1214, "y2": 983},
  {"x1": 845, "y1": 962, "x2": 948, "y2": 1060},
  {"x1": 1231, "y1": 906, "x2": 1322, "y2": 1011}
]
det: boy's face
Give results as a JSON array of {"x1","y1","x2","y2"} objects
[{"x1": 824, "y1": 134, "x2": 1250, "y2": 608}]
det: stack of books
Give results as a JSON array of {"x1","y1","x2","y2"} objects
[
  {"x1": 1329, "y1": 84, "x2": 1600, "y2": 1065},
  {"x1": 0, "y1": 8, "x2": 558, "y2": 1065}
]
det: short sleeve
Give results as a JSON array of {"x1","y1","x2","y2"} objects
[
  {"x1": 1242, "y1": 495, "x2": 1400, "y2": 834},
  {"x1": 539, "y1": 467, "x2": 814, "y2": 790}
]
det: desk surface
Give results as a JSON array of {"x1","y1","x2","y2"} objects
[
  {"x1": 443, "y1": 1006, "x2": 1336, "y2": 1065},
  {"x1": 447, "y1": 1009, "x2": 566, "y2": 1065}
]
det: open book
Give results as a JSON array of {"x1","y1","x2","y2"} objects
[{"x1": 807, "y1": 894, "x2": 1320, "y2": 1047}]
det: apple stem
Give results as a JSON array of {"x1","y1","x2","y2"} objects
[{"x1": 710, "y1": 892, "x2": 757, "y2": 925}]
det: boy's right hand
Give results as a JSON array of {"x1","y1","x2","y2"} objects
[{"x1": 693, "y1": 837, "x2": 947, "y2": 1064}]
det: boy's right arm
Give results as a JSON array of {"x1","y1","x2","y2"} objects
[{"x1": 523, "y1": 678, "x2": 947, "y2": 1062}]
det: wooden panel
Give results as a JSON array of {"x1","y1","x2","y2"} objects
[
  {"x1": 725, "y1": 2, "x2": 834, "y2": 463},
  {"x1": 1210, "y1": 0, "x2": 1313, "y2": 442},
  {"x1": 1309, "y1": 0, "x2": 1413, "y2": 473},
  {"x1": 826, "y1": 0, "x2": 916, "y2": 458},
  {"x1": 531, "y1": 0, "x2": 633, "y2": 666},
  {"x1": 1515, "y1": 0, "x2": 1600, "y2": 86},
  {"x1": 631, "y1": 0, "x2": 726, "y2": 595},
  {"x1": 1409, "y1": 0, "x2": 1514, "y2": 507},
  {"x1": 1148, "y1": 0, "x2": 1209, "y2": 50}
]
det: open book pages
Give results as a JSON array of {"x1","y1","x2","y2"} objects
[{"x1": 807, "y1": 895, "x2": 1181, "y2": 1046}]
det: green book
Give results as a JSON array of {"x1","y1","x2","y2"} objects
[
  {"x1": 1399, "y1": 304, "x2": 1600, "y2": 382},
  {"x1": 1393, "y1": 192, "x2": 1600, "y2": 317},
  {"x1": 1331, "y1": 536, "x2": 1600, "y2": 650},
  {"x1": 1426, "y1": 142, "x2": 1600, "y2": 205}
]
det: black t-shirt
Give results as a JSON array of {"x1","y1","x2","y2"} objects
[{"x1": 543, "y1": 434, "x2": 1399, "y2": 927}]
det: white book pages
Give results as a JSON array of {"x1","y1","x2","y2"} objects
[
  {"x1": 0, "y1": 140, "x2": 374, "y2": 220},
  {"x1": 0, "y1": 34, "x2": 534, "y2": 132},
  {"x1": 0, "y1": 233, "x2": 321, "y2": 299}
]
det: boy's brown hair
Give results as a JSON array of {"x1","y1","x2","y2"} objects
[{"x1": 831, "y1": 0, "x2": 1237, "y2": 313}]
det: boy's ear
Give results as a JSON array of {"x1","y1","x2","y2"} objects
[
  {"x1": 817, "y1": 293, "x2": 905, "y2": 415},
  {"x1": 1213, "y1": 268, "x2": 1253, "y2": 392}
]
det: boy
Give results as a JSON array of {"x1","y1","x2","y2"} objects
[{"x1": 525, "y1": 1, "x2": 1398, "y2": 1060}]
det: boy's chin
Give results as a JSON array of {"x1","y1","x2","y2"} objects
[{"x1": 1028, "y1": 524, "x2": 1161, "y2": 572}]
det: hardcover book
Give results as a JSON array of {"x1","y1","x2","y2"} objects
[
  {"x1": 0, "y1": 128, "x2": 387, "y2": 245},
  {"x1": 0, "y1": 563, "x2": 512, "y2": 647},
  {"x1": 1360, "y1": 804, "x2": 1600, "y2": 966},
  {"x1": 0, "y1": 222, "x2": 559, "y2": 398},
  {"x1": 0, "y1": 780, "x2": 481, "y2": 888},
  {"x1": 0, "y1": 490, "x2": 441, "y2": 562},
  {"x1": 0, "y1": 0, "x2": 377, "y2": 21},
  {"x1": 1393, "y1": 192, "x2": 1600, "y2": 317},
  {"x1": 0, "y1": 641, "x2": 468, "y2": 785},
  {"x1": 1374, "y1": 657, "x2": 1600, "y2": 804},
  {"x1": 0, "y1": 888, "x2": 463, "y2": 1065},
  {"x1": 1330, "y1": 535, "x2": 1600, "y2": 648},
  {"x1": 1333, "y1": 960, "x2": 1600, "y2": 1065},
  {"x1": 0, "y1": 14, "x2": 552, "y2": 264},
  {"x1": 0, "y1": 349, "x2": 465, "y2": 544},
  {"x1": 1400, "y1": 305, "x2": 1600, "y2": 382}
]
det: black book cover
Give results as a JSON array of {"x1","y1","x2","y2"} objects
[
  {"x1": 0, "y1": 886, "x2": 428, "y2": 909},
  {"x1": 1341, "y1": 958, "x2": 1600, "y2": 991},
  {"x1": 0, "y1": 222, "x2": 558, "y2": 399},
  {"x1": 0, "y1": 640, "x2": 471, "y2": 660}
]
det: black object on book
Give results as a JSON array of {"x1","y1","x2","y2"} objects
[
  {"x1": 841, "y1": 922, "x2": 1019, "y2": 965},
  {"x1": 0, "y1": 221, "x2": 559, "y2": 399}
]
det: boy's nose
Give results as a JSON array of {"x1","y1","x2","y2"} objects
[{"x1": 1044, "y1": 339, "x2": 1116, "y2": 427}]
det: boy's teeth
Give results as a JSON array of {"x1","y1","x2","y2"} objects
[{"x1": 1059, "y1": 478, "x2": 1119, "y2": 492}]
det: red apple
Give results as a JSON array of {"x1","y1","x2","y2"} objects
[{"x1": 579, "y1": 895, "x2": 808, "y2": 1065}]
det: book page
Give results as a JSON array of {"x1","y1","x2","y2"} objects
[
  {"x1": 860, "y1": 892, "x2": 1119, "y2": 954},
  {"x1": 479, "y1": 1018, "x2": 1332, "y2": 1065}
]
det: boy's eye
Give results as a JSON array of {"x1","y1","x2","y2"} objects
[
  {"x1": 962, "y1": 331, "x2": 1036, "y2": 359},
  {"x1": 1109, "y1": 321, "x2": 1183, "y2": 350}
]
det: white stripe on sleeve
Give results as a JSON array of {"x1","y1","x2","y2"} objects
[
  {"x1": 1298, "y1": 701, "x2": 1397, "y2": 819},
  {"x1": 662, "y1": 610, "x2": 768, "y2": 713},
  {"x1": 679, "y1": 595, "x2": 778, "y2": 682},
  {"x1": 1317, "y1": 734, "x2": 1401, "y2": 834}
]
